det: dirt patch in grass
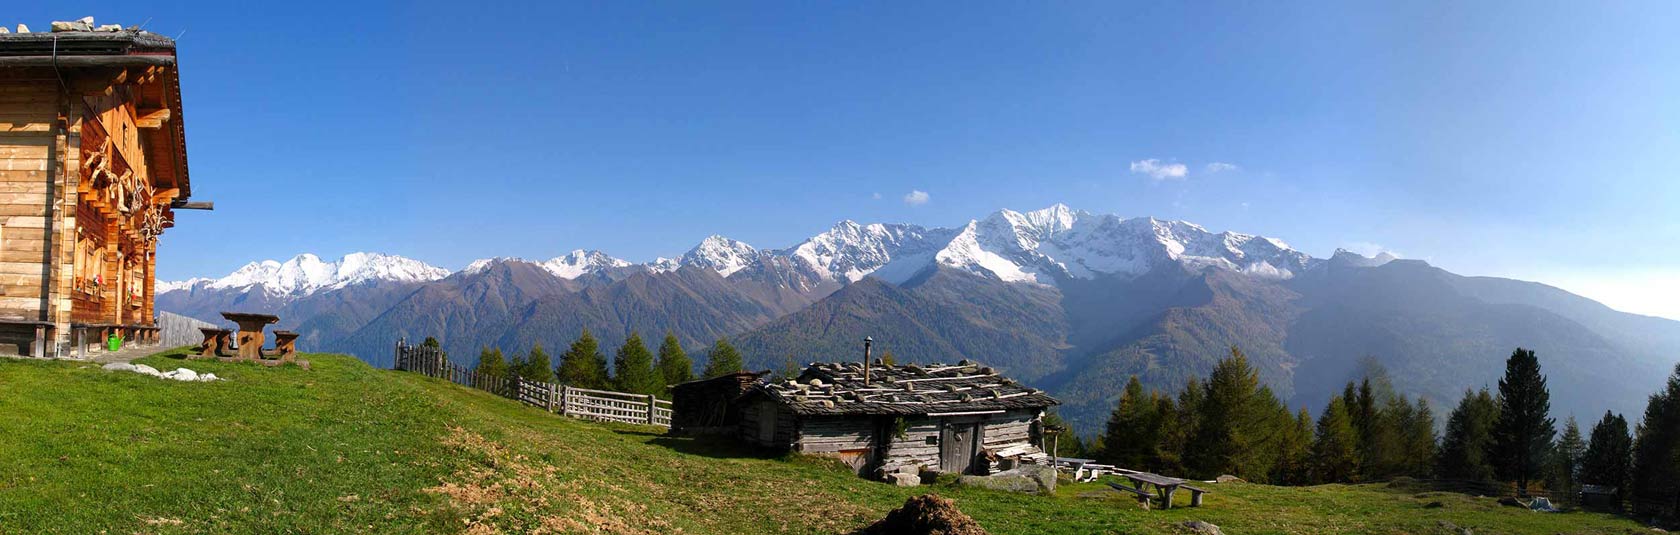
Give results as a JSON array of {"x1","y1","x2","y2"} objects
[{"x1": 853, "y1": 494, "x2": 989, "y2": 535}]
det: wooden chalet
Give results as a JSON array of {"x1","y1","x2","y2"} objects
[
  {"x1": 0, "y1": 24, "x2": 199, "y2": 357},
  {"x1": 737, "y1": 359, "x2": 1058, "y2": 479},
  {"x1": 669, "y1": 370, "x2": 769, "y2": 435}
]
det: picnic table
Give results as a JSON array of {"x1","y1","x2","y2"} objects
[
  {"x1": 1119, "y1": 472, "x2": 1210, "y2": 509},
  {"x1": 221, "y1": 312, "x2": 279, "y2": 360}
]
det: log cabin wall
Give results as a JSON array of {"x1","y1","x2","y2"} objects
[{"x1": 0, "y1": 29, "x2": 192, "y2": 356}]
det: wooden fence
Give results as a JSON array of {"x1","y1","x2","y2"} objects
[{"x1": 392, "y1": 340, "x2": 672, "y2": 428}]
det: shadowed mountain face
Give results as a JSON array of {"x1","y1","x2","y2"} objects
[{"x1": 157, "y1": 206, "x2": 1680, "y2": 433}]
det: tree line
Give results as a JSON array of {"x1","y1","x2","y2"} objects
[
  {"x1": 1088, "y1": 345, "x2": 1680, "y2": 516},
  {"x1": 427, "y1": 330, "x2": 748, "y2": 399}
]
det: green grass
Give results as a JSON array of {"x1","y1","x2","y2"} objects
[{"x1": 0, "y1": 350, "x2": 1653, "y2": 534}]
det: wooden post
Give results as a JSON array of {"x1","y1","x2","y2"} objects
[
  {"x1": 561, "y1": 386, "x2": 571, "y2": 417},
  {"x1": 646, "y1": 394, "x2": 657, "y2": 425}
]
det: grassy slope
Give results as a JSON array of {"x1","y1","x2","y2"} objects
[{"x1": 0, "y1": 351, "x2": 1650, "y2": 534}]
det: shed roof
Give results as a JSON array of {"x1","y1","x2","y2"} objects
[{"x1": 751, "y1": 360, "x2": 1058, "y2": 416}]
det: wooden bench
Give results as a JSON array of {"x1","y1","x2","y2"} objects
[
  {"x1": 221, "y1": 312, "x2": 278, "y2": 361},
  {"x1": 0, "y1": 319, "x2": 55, "y2": 358},
  {"x1": 266, "y1": 330, "x2": 299, "y2": 363},
  {"x1": 1180, "y1": 484, "x2": 1211, "y2": 507},
  {"x1": 1106, "y1": 482, "x2": 1155, "y2": 507},
  {"x1": 196, "y1": 327, "x2": 234, "y2": 358}
]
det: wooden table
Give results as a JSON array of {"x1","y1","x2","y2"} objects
[
  {"x1": 1123, "y1": 472, "x2": 1208, "y2": 509},
  {"x1": 220, "y1": 312, "x2": 279, "y2": 361}
]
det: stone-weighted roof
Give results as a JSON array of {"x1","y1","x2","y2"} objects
[{"x1": 754, "y1": 360, "x2": 1058, "y2": 416}]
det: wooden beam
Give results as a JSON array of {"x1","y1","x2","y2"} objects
[
  {"x1": 170, "y1": 200, "x2": 212, "y2": 210},
  {"x1": 135, "y1": 108, "x2": 171, "y2": 129},
  {"x1": 0, "y1": 56, "x2": 176, "y2": 68}
]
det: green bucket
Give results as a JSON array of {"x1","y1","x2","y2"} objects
[{"x1": 107, "y1": 334, "x2": 122, "y2": 352}]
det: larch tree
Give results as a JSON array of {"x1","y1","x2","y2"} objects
[
  {"x1": 1491, "y1": 348, "x2": 1555, "y2": 490},
  {"x1": 1548, "y1": 416, "x2": 1586, "y2": 501},
  {"x1": 703, "y1": 338, "x2": 745, "y2": 379},
  {"x1": 557, "y1": 329, "x2": 610, "y2": 390},
  {"x1": 1101, "y1": 376, "x2": 1162, "y2": 470},
  {"x1": 613, "y1": 332, "x2": 662, "y2": 397},
  {"x1": 1185, "y1": 347, "x2": 1268, "y2": 479},
  {"x1": 475, "y1": 346, "x2": 508, "y2": 377},
  {"x1": 655, "y1": 332, "x2": 694, "y2": 387},
  {"x1": 522, "y1": 343, "x2": 554, "y2": 383},
  {"x1": 1438, "y1": 388, "x2": 1500, "y2": 482},
  {"x1": 1400, "y1": 397, "x2": 1439, "y2": 478},
  {"x1": 1310, "y1": 396, "x2": 1359, "y2": 484},
  {"x1": 1581, "y1": 410, "x2": 1632, "y2": 504}
]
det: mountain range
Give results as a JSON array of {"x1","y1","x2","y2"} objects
[{"x1": 156, "y1": 205, "x2": 1680, "y2": 432}]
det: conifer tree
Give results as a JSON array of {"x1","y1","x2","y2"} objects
[
  {"x1": 475, "y1": 346, "x2": 508, "y2": 377},
  {"x1": 1400, "y1": 397, "x2": 1439, "y2": 478},
  {"x1": 1548, "y1": 416, "x2": 1586, "y2": 501},
  {"x1": 703, "y1": 338, "x2": 745, "y2": 379},
  {"x1": 507, "y1": 352, "x2": 529, "y2": 381},
  {"x1": 613, "y1": 332, "x2": 662, "y2": 397},
  {"x1": 1102, "y1": 376, "x2": 1161, "y2": 470},
  {"x1": 1311, "y1": 396, "x2": 1359, "y2": 483},
  {"x1": 557, "y1": 329, "x2": 610, "y2": 390},
  {"x1": 1159, "y1": 377, "x2": 1202, "y2": 475},
  {"x1": 1439, "y1": 388, "x2": 1500, "y2": 482},
  {"x1": 655, "y1": 332, "x2": 694, "y2": 387},
  {"x1": 1273, "y1": 407, "x2": 1314, "y2": 485},
  {"x1": 1186, "y1": 347, "x2": 1265, "y2": 479},
  {"x1": 1632, "y1": 364, "x2": 1680, "y2": 514},
  {"x1": 1582, "y1": 410, "x2": 1632, "y2": 504},
  {"x1": 1491, "y1": 348, "x2": 1555, "y2": 490},
  {"x1": 522, "y1": 343, "x2": 554, "y2": 383}
]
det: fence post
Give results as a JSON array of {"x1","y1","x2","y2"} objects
[
  {"x1": 646, "y1": 394, "x2": 656, "y2": 425},
  {"x1": 561, "y1": 386, "x2": 570, "y2": 417},
  {"x1": 546, "y1": 383, "x2": 557, "y2": 412}
]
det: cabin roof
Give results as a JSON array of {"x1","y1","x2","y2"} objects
[
  {"x1": 751, "y1": 360, "x2": 1058, "y2": 416},
  {"x1": 0, "y1": 30, "x2": 192, "y2": 200}
]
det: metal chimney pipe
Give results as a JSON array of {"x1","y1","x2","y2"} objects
[{"x1": 863, "y1": 336, "x2": 873, "y2": 385}]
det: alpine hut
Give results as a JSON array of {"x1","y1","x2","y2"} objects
[
  {"x1": 737, "y1": 357, "x2": 1059, "y2": 480},
  {"x1": 0, "y1": 19, "x2": 202, "y2": 357}
]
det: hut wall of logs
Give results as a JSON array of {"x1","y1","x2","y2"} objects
[
  {"x1": 0, "y1": 26, "x2": 193, "y2": 356},
  {"x1": 736, "y1": 360, "x2": 1058, "y2": 480}
]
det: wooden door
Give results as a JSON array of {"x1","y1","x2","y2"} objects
[{"x1": 940, "y1": 421, "x2": 981, "y2": 473}]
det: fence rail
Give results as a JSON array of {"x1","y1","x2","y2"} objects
[{"x1": 392, "y1": 340, "x2": 671, "y2": 428}]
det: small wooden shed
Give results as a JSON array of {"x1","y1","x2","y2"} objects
[
  {"x1": 736, "y1": 360, "x2": 1058, "y2": 479},
  {"x1": 669, "y1": 370, "x2": 768, "y2": 435}
]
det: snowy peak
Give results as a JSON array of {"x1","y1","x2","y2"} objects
[
  {"x1": 193, "y1": 252, "x2": 449, "y2": 297},
  {"x1": 540, "y1": 250, "x2": 632, "y2": 279},
  {"x1": 680, "y1": 236, "x2": 760, "y2": 277},
  {"x1": 787, "y1": 220, "x2": 941, "y2": 283}
]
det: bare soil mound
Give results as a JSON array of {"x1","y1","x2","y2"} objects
[{"x1": 853, "y1": 494, "x2": 989, "y2": 535}]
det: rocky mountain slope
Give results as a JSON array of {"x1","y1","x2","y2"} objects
[{"x1": 157, "y1": 205, "x2": 1680, "y2": 432}]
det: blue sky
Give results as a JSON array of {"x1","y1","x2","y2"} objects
[{"x1": 15, "y1": 2, "x2": 1680, "y2": 319}]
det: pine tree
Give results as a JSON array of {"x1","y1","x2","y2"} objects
[
  {"x1": 1491, "y1": 348, "x2": 1555, "y2": 490},
  {"x1": 1101, "y1": 376, "x2": 1162, "y2": 470},
  {"x1": 702, "y1": 338, "x2": 744, "y2": 379},
  {"x1": 655, "y1": 332, "x2": 694, "y2": 387},
  {"x1": 1311, "y1": 396, "x2": 1359, "y2": 484},
  {"x1": 507, "y1": 352, "x2": 529, "y2": 382},
  {"x1": 1632, "y1": 364, "x2": 1680, "y2": 515},
  {"x1": 475, "y1": 346, "x2": 508, "y2": 377},
  {"x1": 1439, "y1": 388, "x2": 1500, "y2": 482},
  {"x1": 613, "y1": 332, "x2": 662, "y2": 397},
  {"x1": 1548, "y1": 416, "x2": 1586, "y2": 502},
  {"x1": 1582, "y1": 410, "x2": 1632, "y2": 504},
  {"x1": 522, "y1": 343, "x2": 554, "y2": 383},
  {"x1": 1273, "y1": 407, "x2": 1314, "y2": 485},
  {"x1": 557, "y1": 329, "x2": 610, "y2": 390}
]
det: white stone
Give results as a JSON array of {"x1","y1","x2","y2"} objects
[
  {"x1": 17, "y1": 24, "x2": 30, "y2": 33},
  {"x1": 165, "y1": 368, "x2": 199, "y2": 381},
  {"x1": 887, "y1": 472, "x2": 920, "y2": 487},
  {"x1": 50, "y1": 18, "x2": 93, "y2": 32},
  {"x1": 132, "y1": 364, "x2": 161, "y2": 376},
  {"x1": 102, "y1": 362, "x2": 137, "y2": 372},
  {"x1": 200, "y1": 373, "x2": 219, "y2": 382},
  {"x1": 95, "y1": 24, "x2": 122, "y2": 32},
  {"x1": 0, "y1": 27, "x2": 10, "y2": 34}
]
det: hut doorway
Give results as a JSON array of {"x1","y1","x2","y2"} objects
[{"x1": 939, "y1": 421, "x2": 981, "y2": 474}]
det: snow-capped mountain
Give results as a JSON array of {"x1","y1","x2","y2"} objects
[
  {"x1": 538, "y1": 250, "x2": 633, "y2": 279},
  {"x1": 163, "y1": 252, "x2": 450, "y2": 298},
  {"x1": 679, "y1": 236, "x2": 762, "y2": 277}
]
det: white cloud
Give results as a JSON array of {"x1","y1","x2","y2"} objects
[
  {"x1": 1130, "y1": 159, "x2": 1188, "y2": 181},
  {"x1": 1205, "y1": 162, "x2": 1240, "y2": 174},
  {"x1": 902, "y1": 190, "x2": 930, "y2": 206},
  {"x1": 1342, "y1": 241, "x2": 1401, "y2": 258}
]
